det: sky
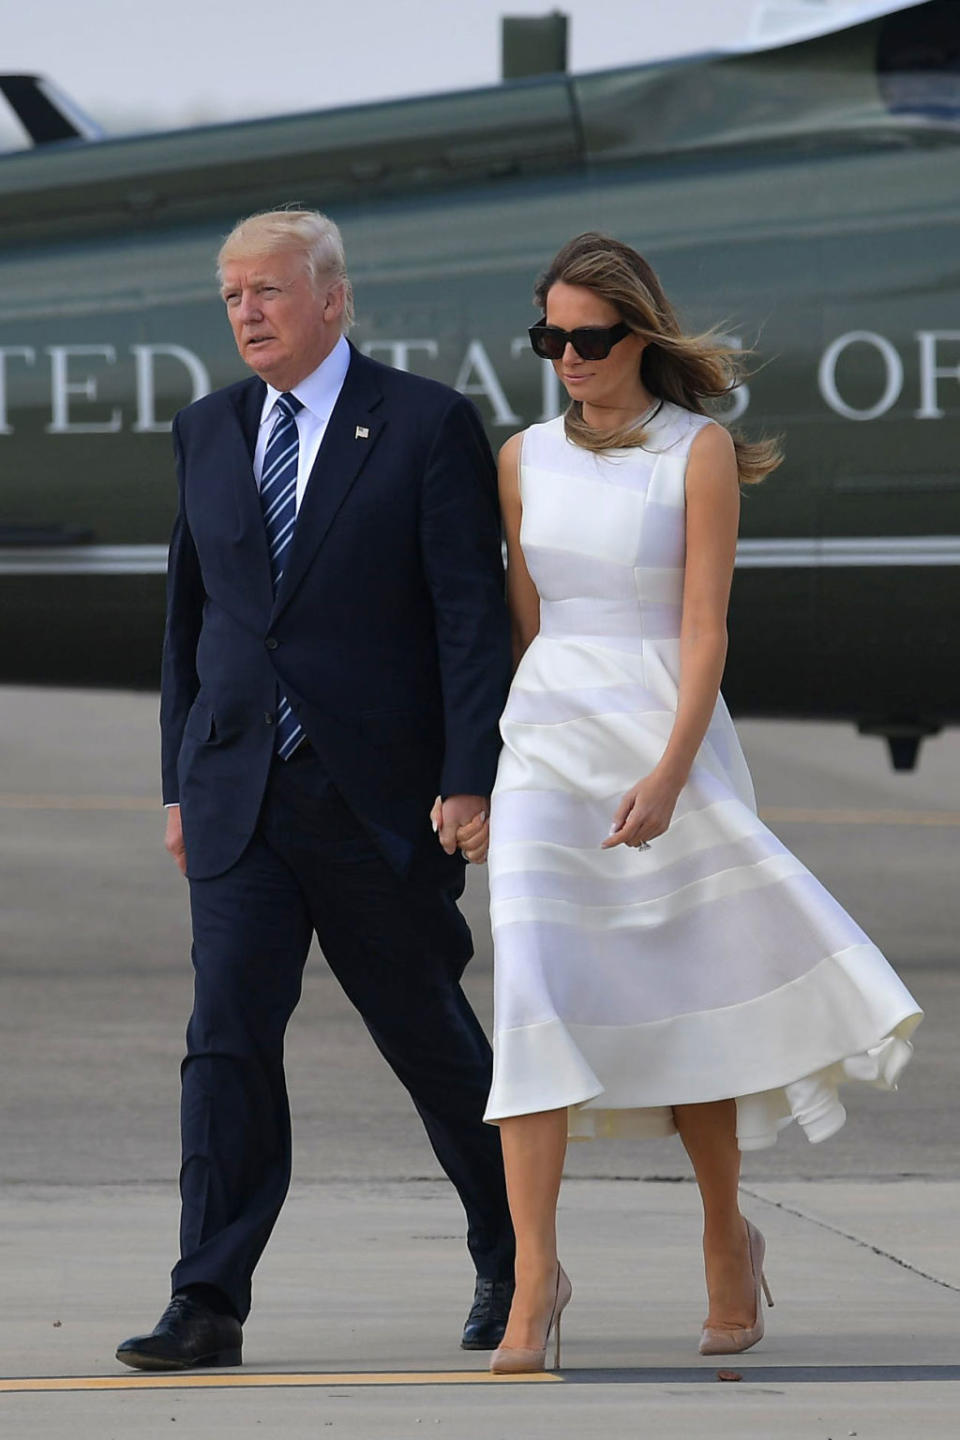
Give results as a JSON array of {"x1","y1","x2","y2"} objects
[{"x1": 1, "y1": 0, "x2": 916, "y2": 141}]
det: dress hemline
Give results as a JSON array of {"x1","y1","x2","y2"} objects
[{"x1": 483, "y1": 942, "x2": 921, "y2": 1149}]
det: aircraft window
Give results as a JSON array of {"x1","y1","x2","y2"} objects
[{"x1": 877, "y1": 0, "x2": 960, "y2": 122}]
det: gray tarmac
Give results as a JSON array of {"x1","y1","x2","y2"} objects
[{"x1": 1, "y1": 687, "x2": 958, "y2": 1437}]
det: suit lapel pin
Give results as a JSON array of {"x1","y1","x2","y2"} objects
[{"x1": 355, "y1": 425, "x2": 369, "y2": 439}]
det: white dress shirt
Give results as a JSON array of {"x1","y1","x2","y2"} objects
[{"x1": 254, "y1": 333, "x2": 352, "y2": 511}]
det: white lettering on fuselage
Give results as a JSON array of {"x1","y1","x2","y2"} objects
[
  {"x1": 47, "y1": 346, "x2": 123, "y2": 434},
  {"x1": 0, "y1": 347, "x2": 36, "y2": 434},
  {"x1": 915, "y1": 331, "x2": 960, "y2": 419},
  {"x1": 131, "y1": 345, "x2": 211, "y2": 432},
  {"x1": 818, "y1": 330, "x2": 904, "y2": 421},
  {"x1": 453, "y1": 340, "x2": 521, "y2": 426},
  {"x1": 0, "y1": 331, "x2": 959, "y2": 434},
  {"x1": 0, "y1": 343, "x2": 210, "y2": 436}
]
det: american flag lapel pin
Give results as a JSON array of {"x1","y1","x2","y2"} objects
[{"x1": 355, "y1": 425, "x2": 369, "y2": 439}]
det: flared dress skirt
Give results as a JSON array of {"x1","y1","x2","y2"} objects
[{"x1": 483, "y1": 404, "x2": 921, "y2": 1149}]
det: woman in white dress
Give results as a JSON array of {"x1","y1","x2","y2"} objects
[{"x1": 465, "y1": 233, "x2": 921, "y2": 1373}]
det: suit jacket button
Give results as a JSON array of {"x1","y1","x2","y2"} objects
[
  {"x1": 264, "y1": 712, "x2": 275, "y2": 726},
  {"x1": 265, "y1": 636, "x2": 278, "y2": 650}
]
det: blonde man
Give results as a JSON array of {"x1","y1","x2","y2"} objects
[{"x1": 117, "y1": 210, "x2": 514, "y2": 1370}]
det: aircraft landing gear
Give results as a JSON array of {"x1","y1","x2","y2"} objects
[{"x1": 857, "y1": 718, "x2": 943, "y2": 772}]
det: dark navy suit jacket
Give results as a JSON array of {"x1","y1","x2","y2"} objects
[{"x1": 160, "y1": 344, "x2": 511, "y2": 881}]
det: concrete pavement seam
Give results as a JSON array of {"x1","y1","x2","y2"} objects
[{"x1": 740, "y1": 1185, "x2": 960, "y2": 1294}]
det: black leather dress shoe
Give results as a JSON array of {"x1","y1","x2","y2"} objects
[
  {"x1": 460, "y1": 1277, "x2": 515, "y2": 1350},
  {"x1": 116, "y1": 1293, "x2": 242, "y2": 1371}
]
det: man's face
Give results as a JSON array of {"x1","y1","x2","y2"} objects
[{"x1": 220, "y1": 246, "x2": 344, "y2": 389}]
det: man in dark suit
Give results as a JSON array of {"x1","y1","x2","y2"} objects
[{"x1": 117, "y1": 209, "x2": 515, "y2": 1371}]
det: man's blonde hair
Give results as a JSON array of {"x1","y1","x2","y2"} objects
[{"x1": 217, "y1": 208, "x2": 355, "y2": 331}]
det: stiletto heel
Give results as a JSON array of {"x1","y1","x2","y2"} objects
[
  {"x1": 490, "y1": 1265, "x2": 572, "y2": 1374},
  {"x1": 698, "y1": 1218, "x2": 771, "y2": 1357}
]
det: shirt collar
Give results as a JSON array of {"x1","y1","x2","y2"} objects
[{"x1": 259, "y1": 333, "x2": 351, "y2": 426}]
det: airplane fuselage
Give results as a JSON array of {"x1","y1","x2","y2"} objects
[{"x1": 1, "y1": 11, "x2": 958, "y2": 766}]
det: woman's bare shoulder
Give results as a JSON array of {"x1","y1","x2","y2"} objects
[
  {"x1": 688, "y1": 418, "x2": 736, "y2": 461},
  {"x1": 687, "y1": 420, "x2": 738, "y2": 493},
  {"x1": 499, "y1": 430, "x2": 524, "y2": 465},
  {"x1": 498, "y1": 431, "x2": 525, "y2": 504}
]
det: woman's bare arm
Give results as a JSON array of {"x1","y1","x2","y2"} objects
[
  {"x1": 604, "y1": 421, "x2": 740, "y2": 847},
  {"x1": 499, "y1": 431, "x2": 540, "y2": 670},
  {"x1": 657, "y1": 421, "x2": 740, "y2": 787}
]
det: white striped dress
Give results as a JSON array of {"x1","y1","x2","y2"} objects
[{"x1": 483, "y1": 404, "x2": 921, "y2": 1149}]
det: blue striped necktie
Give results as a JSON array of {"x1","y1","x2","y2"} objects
[{"x1": 260, "y1": 391, "x2": 304, "y2": 759}]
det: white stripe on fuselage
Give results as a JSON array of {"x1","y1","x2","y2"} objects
[
  {"x1": 0, "y1": 537, "x2": 959, "y2": 575},
  {"x1": 735, "y1": 537, "x2": 960, "y2": 567}
]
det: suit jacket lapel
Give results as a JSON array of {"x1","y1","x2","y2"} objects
[
  {"x1": 272, "y1": 347, "x2": 385, "y2": 619},
  {"x1": 230, "y1": 373, "x2": 265, "y2": 459},
  {"x1": 226, "y1": 375, "x2": 269, "y2": 537}
]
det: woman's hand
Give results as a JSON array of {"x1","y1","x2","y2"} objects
[
  {"x1": 430, "y1": 795, "x2": 489, "y2": 863},
  {"x1": 456, "y1": 810, "x2": 489, "y2": 865},
  {"x1": 601, "y1": 769, "x2": 682, "y2": 850}
]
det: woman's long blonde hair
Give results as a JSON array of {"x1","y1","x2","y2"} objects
[{"x1": 534, "y1": 233, "x2": 781, "y2": 484}]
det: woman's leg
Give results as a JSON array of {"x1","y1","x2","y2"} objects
[
  {"x1": 673, "y1": 1099, "x2": 756, "y2": 1329},
  {"x1": 498, "y1": 1108, "x2": 569, "y2": 1347}
]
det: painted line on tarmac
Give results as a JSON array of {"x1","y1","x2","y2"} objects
[
  {"x1": 1, "y1": 795, "x2": 959, "y2": 827},
  {"x1": 0, "y1": 1371, "x2": 558, "y2": 1393},
  {"x1": 564, "y1": 1366, "x2": 960, "y2": 1384},
  {"x1": 3, "y1": 1366, "x2": 960, "y2": 1393},
  {"x1": 760, "y1": 806, "x2": 960, "y2": 827}
]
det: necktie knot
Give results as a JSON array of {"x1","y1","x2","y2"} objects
[{"x1": 276, "y1": 392, "x2": 303, "y2": 420}]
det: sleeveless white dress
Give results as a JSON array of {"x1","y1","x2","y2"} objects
[{"x1": 484, "y1": 404, "x2": 921, "y2": 1149}]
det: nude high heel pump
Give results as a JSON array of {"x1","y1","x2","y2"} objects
[
  {"x1": 489, "y1": 1265, "x2": 572, "y2": 1374},
  {"x1": 698, "y1": 1218, "x2": 773, "y2": 1357}
]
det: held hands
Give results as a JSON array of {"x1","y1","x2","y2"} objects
[
  {"x1": 601, "y1": 769, "x2": 682, "y2": 850},
  {"x1": 430, "y1": 794, "x2": 489, "y2": 864}
]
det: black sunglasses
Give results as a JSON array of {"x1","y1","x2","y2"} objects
[{"x1": 528, "y1": 318, "x2": 631, "y2": 362}]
